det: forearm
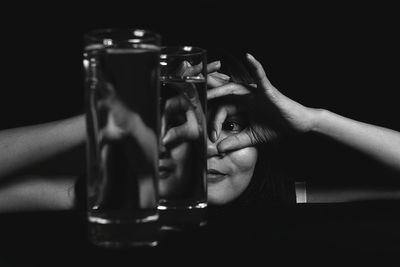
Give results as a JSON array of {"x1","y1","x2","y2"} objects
[
  {"x1": 311, "y1": 109, "x2": 400, "y2": 172},
  {"x1": 0, "y1": 115, "x2": 86, "y2": 179},
  {"x1": 0, "y1": 175, "x2": 77, "y2": 212}
]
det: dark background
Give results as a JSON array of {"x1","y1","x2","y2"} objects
[
  {"x1": 1, "y1": 3, "x2": 400, "y2": 266},
  {"x1": 2, "y1": 2, "x2": 399, "y2": 189}
]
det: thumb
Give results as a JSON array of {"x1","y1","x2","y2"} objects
[{"x1": 217, "y1": 132, "x2": 254, "y2": 153}]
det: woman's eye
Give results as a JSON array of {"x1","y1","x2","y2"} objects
[{"x1": 222, "y1": 120, "x2": 244, "y2": 132}]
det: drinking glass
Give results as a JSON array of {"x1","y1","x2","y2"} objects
[
  {"x1": 83, "y1": 28, "x2": 161, "y2": 247},
  {"x1": 158, "y1": 46, "x2": 208, "y2": 230}
]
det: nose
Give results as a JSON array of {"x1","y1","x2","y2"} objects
[{"x1": 207, "y1": 135, "x2": 221, "y2": 158}]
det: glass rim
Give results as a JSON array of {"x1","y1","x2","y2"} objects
[
  {"x1": 160, "y1": 46, "x2": 206, "y2": 58},
  {"x1": 84, "y1": 28, "x2": 161, "y2": 45}
]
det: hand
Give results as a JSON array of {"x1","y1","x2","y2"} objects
[
  {"x1": 177, "y1": 59, "x2": 231, "y2": 88},
  {"x1": 177, "y1": 60, "x2": 222, "y2": 78},
  {"x1": 161, "y1": 60, "x2": 225, "y2": 147},
  {"x1": 207, "y1": 53, "x2": 317, "y2": 153},
  {"x1": 161, "y1": 94, "x2": 201, "y2": 147},
  {"x1": 97, "y1": 82, "x2": 157, "y2": 162}
]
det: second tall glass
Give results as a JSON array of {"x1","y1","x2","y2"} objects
[{"x1": 158, "y1": 46, "x2": 208, "y2": 230}]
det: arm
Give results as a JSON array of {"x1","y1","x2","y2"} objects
[
  {"x1": 0, "y1": 115, "x2": 86, "y2": 181},
  {"x1": 0, "y1": 175, "x2": 77, "y2": 212},
  {"x1": 312, "y1": 109, "x2": 400, "y2": 172}
]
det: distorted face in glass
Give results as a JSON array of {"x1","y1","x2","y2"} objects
[
  {"x1": 207, "y1": 99, "x2": 258, "y2": 205},
  {"x1": 158, "y1": 81, "x2": 204, "y2": 200},
  {"x1": 159, "y1": 98, "x2": 191, "y2": 198},
  {"x1": 159, "y1": 141, "x2": 191, "y2": 198}
]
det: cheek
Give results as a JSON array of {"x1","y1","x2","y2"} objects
[
  {"x1": 171, "y1": 143, "x2": 190, "y2": 165},
  {"x1": 208, "y1": 147, "x2": 258, "y2": 205},
  {"x1": 229, "y1": 147, "x2": 258, "y2": 174},
  {"x1": 160, "y1": 143, "x2": 190, "y2": 197},
  {"x1": 228, "y1": 147, "x2": 258, "y2": 195}
]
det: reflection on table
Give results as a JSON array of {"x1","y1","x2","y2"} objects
[{"x1": 1, "y1": 200, "x2": 400, "y2": 266}]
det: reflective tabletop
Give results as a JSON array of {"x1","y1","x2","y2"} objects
[{"x1": 1, "y1": 200, "x2": 400, "y2": 266}]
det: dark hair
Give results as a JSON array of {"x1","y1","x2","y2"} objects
[{"x1": 207, "y1": 48, "x2": 296, "y2": 208}]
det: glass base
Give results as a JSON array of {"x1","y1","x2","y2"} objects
[
  {"x1": 88, "y1": 219, "x2": 160, "y2": 248},
  {"x1": 158, "y1": 203, "x2": 207, "y2": 231}
]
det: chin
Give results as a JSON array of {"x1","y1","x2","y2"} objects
[
  {"x1": 208, "y1": 193, "x2": 234, "y2": 205},
  {"x1": 207, "y1": 183, "x2": 240, "y2": 205}
]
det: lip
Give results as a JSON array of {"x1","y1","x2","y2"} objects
[{"x1": 207, "y1": 169, "x2": 227, "y2": 183}]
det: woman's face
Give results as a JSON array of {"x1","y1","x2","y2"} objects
[
  {"x1": 158, "y1": 110, "x2": 192, "y2": 198},
  {"x1": 159, "y1": 141, "x2": 190, "y2": 198},
  {"x1": 207, "y1": 102, "x2": 258, "y2": 205}
]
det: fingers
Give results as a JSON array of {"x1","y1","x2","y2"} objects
[
  {"x1": 188, "y1": 61, "x2": 220, "y2": 76},
  {"x1": 162, "y1": 122, "x2": 186, "y2": 146},
  {"x1": 206, "y1": 61, "x2": 221, "y2": 73},
  {"x1": 177, "y1": 61, "x2": 192, "y2": 76},
  {"x1": 207, "y1": 72, "x2": 231, "y2": 88},
  {"x1": 183, "y1": 62, "x2": 203, "y2": 77},
  {"x1": 210, "y1": 71, "x2": 230, "y2": 80},
  {"x1": 179, "y1": 60, "x2": 221, "y2": 78},
  {"x1": 245, "y1": 53, "x2": 275, "y2": 94},
  {"x1": 210, "y1": 106, "x2": 227, "y2": 142},
  {"x1": 211, "y1": 104, "x2": 239, "y2": 143},
  {"x1": 216, "y1": 124, "x2": 280, "y2": 153},
  {"x1": 183, "y1": 109, "x2": 199, "y2": 139},
  {"x1": 162, "y1": 109, "x2": 199, "y2": 146},
  {"x1": 207, "y1": 75, "x2": 225, "y2": 88},
  {"x1": 249, "y1": 124, "x2": 279, "y2": 144},
  {"x1": 207, "y1": 82, "x2": 251, "y2": 100},
  {"x1": 164, "y1": 95, "x2": 190, "y2": 117},
  {"x1": 216, "y1": 131, "x2": 254, "y2": 153}
]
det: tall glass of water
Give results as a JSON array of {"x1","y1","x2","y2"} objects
[
  {"x1": 158, "y1": 46, "x2": 208, "y2": 230},
  {"x1": 83, "y1": 28, "x2": 161, "y2": 247}
]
